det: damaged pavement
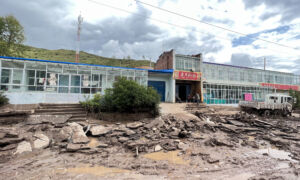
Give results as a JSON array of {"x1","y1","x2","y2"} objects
[{"x1": 1, "y1": 105, "x2": 300, "y2": 179}]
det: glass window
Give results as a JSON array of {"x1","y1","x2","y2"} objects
[
  {"x1": 71, "y1": 75, "x2": 80, "y2": 86},
  {"x1": 1, "y1": 69, "x2": 11, "y2": 84},
  {"x1": 36, "y1": 71, "x2": 46, "y2": 86},
  {"x1": 12, "y1": 69, "x2": 23, "y2": 84},
  {"x1": 81, "y1": 74, "x2": 91, "y2": 87}
]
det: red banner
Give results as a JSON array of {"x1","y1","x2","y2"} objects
[
  {"x1": 174, "y1": 71, "x2": 201, "y2": 81},
  {"x1": 260, "y1": 83, "x2": 299, "y2": 91}
]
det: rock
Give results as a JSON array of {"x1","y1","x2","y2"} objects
[
  {"x1": 126, "y1": 122, "x2": 144, "y2": 129},
  {"x1": 191, "y1": 132, "x2": 204, "y2": 139},
  {"x1": 97, "y1": 143, "x2": 109, "y2": 148},
  {"x1": 0, "y1": 132, "x2": 6, "y2": 139},
  {"x1": 118, "y1": 137, "x2": 129, "y2": 143},
  {"x1": 207, "y1": 157, "x2": 220, "y2": 164},
  {"x1": 57, "y1": 126, "x2": 73, "y2": 142},
  {"x1": 154, "y1": 144, "x2": 162, "y2": 152},
  {"x1": 169, "y1": 128, "x2": 180, "y2": 138},
  {"x1": 33, "y1": 133, "x2": 50, "y2": 149},
  {"x1": 66, "y1": 143, "x2": 90, "y2": 152},
  {"x1": 15, "y1": 141, "x2": 32, "y2": 154},
  {"x1": 90, "y1": 125, "x2": 111, "y2": 136},
  {"x1": 68, "y1": 122, "x2": 90, "y2": 144},
  {"x1": 177, "y1": 142, "x2": 188, "y2": 150}
]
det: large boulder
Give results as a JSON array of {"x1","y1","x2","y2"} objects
[
  {"x1": 33, "y1": 133, "x2": 50, "y2": 149},
  {"x1": 15, "y1": 141, "x2": 32, "y2": 154},
  {"x1": 90, "y1": 125, "x2": 111, "y2": 136},
  {"x1": 68, "y1": 122, "x2": 89, "y2": 144}
]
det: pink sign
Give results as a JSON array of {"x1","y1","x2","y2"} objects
[{"x1": 244, "y1": 93, "x2": 252, "y2": 101}]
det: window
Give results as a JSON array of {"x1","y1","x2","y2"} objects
[{"x1": 1, "y1": 69, "x2": 11, "y2": 84}]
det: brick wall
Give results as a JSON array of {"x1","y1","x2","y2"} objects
[{"x1": 154, "y1": 49, "x2": 174, "y2": 70}]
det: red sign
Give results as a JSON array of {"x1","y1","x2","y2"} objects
[
  {"x1": 174, "y1": 71, "x2": 201, "y2": 81},
  {"x1": 260, "y1": 83, "x2": 299, "y2": 91}
]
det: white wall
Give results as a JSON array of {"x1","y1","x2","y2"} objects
[
  {"x1": 148, "y1": 73, "x2": 175, "y2": 102},
  {"x1": 5, "y1": 92, "x2": 93, "y2": 104}
]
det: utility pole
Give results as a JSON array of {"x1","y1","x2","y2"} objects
[
  {"x1": 264, "y1": 57, "x2": 266, "y2": 71},
  {"x1": 76, "y1": 13, "x2": 83, "y2": 63}
]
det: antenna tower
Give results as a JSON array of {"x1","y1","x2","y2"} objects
[{"x1": 76, "y1": 13, "x2": 83, "y2": 63}]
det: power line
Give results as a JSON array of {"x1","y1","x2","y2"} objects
[
  {"x1": 134, "y1": 0, "x2": 299, "y2": 51},
  {"x1": 86, "y1": 0, "x2": 300, "y2": 57}
]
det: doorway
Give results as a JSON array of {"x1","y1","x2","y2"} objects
[{"x1": 176, "y1": 83, "x2": 191, "y2": 102}]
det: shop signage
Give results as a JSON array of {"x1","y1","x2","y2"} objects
[
  {"x1": 260, "y1": 83, "x2": 299, "y2": 91},
  {"x1": 174, "y1": 71, "x2": 201, "y2": 81}
]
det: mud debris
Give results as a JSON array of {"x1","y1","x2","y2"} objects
[{"x1": 0, "y1": 105, "x2": 300, "y2": 179}]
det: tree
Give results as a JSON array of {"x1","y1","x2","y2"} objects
[{"x1": 0, "y1": 15, "x2": 25, "y2": 57}]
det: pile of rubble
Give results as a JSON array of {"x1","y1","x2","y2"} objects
[{"x1": 1, "y1": 107, "x2": 300, "y2": 165}]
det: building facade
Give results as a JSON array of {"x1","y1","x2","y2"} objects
[
  {"x1": 0, "y1": 56, "x2": 174, "y2": 104},
  {"x1": 1, "y1": 51, "x2": 300, "y2": 105},
  {"x1": 154, "y1": 50, "x2": 300, "y2": 104}
]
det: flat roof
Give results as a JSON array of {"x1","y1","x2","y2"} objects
[
  {"x1": 203, "y1": 61, "x2": 294, "y2": 75},
  {"x1": 0, "y1": 56, "x2": 173, "y2": 74}
]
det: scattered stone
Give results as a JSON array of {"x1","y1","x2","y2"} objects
[
  {"x1": 191, "y1": 132, "x2": 204, "y2": 139},
  {"x1": 57, "y1": 126, "x2": 73, "y2": 142},
  {"x1": 33, "y1": 133, "x2": 50, "y2": 149},
  {"x1": 66, "y1": 143, "x2": 90, "y2": 152},
  {"x1": 126, "y1": 122, "x2": 144, "y2": 129},
  {"x1": 68, "y1": 122, "x2": 90, "y2": 144},
  {"x1": 97, "y1": 143, "x2": 109, "y2": 148},
  {"x1": 118, "y1": 137, "x2": 129, "y2": 143},
  {"x1": 177, "y1": 142, "x2": 188, "y2": 150},
  {"x1": 15, "y1": 141, "x2": 32, "y2": 154},
  {"x1": 90, "y1": 125, "x2": 111, "y2": 136},
  {"x1": 154, "y1": 144, "x2": 162, "y2": 152}
]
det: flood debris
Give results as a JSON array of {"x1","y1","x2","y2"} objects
[{"x1": 1, "y1": 105, "x2": 300, "y2": 179}]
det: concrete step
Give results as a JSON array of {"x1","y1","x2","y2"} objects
[
  {"x1": 39, "y1": 103, "x2": 82, "y2": 108},
  {"x1": 68, "y1": 117, "x2": 87, "y2": 122},
  {"x1": 35, "y1": 108, "x2": 85, "y2": 113},
  {"x1": 34, "y1": 111, "x2": 87, "y2": 115}
]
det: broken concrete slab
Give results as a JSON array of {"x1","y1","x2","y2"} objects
[
  {"x1": 90, "y1": 125, "x2": 111, "y2": 136},
  {"x1": 15, "y1": 141, "x2": 32, "y2": 154},
  {"x1": 66, "y1": 143, "x2": 90, "y2": 152},
  {"x1": 33, "y1": 133, "x2": 50, "y2": 149},
  {"x1": 68, "y1": 122, "x2": 90, "y2": 144},
  {"x1": 126, "y1": 122, "x2": 144, "y2": 129}
]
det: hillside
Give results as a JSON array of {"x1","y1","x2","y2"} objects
[{"x1": 20, "y1": 45, "x2": 154, "y2": 68}]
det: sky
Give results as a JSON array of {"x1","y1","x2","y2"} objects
[{"x1": 0, "y1": 0, "x2": 300, "y2": 74}]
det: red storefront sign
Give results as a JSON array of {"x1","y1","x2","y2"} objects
[
  {"x1": 260, "y1": 83, "x2": 299, "y2": 91},
  {"x1": 174, "y1": 71, "x2": 201, "y2": 81}
]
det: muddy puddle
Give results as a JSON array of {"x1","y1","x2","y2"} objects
[
  {"x1": 257, "y1": 148, "x2": 297, "y2": 162},
  {"x1": 57, "y1": 164, "x2": 130, "y2": 177},
  {"x1": 142, "y1": 150, "x2": 189, "y2": 165}
]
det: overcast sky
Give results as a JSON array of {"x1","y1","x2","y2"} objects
[{"x1": 1, "y1": 0, "x2": 300, "y2": 74}]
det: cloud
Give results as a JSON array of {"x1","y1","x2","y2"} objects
[
  {"x1": 243, "y1": 0, "x2": 300, "y2": 22},
  {"x1": 232, "y1": 25, "x2": 290, "y2": 47}
]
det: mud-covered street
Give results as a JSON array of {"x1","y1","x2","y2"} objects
[{"x1": 1, "y1": 104, "x2": 300, "y2": 180}]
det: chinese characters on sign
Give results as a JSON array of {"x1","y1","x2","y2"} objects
[
  {"x1": 174, "y1": 71, "x2": 201, "y2": 81},
  {"x1": 260, "y1": 83, "x2": 299, "y2": 91}
]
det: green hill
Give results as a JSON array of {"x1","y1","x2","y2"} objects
[{"x1": 20, "y1": 45, "x2": 154, "y2": 68}]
